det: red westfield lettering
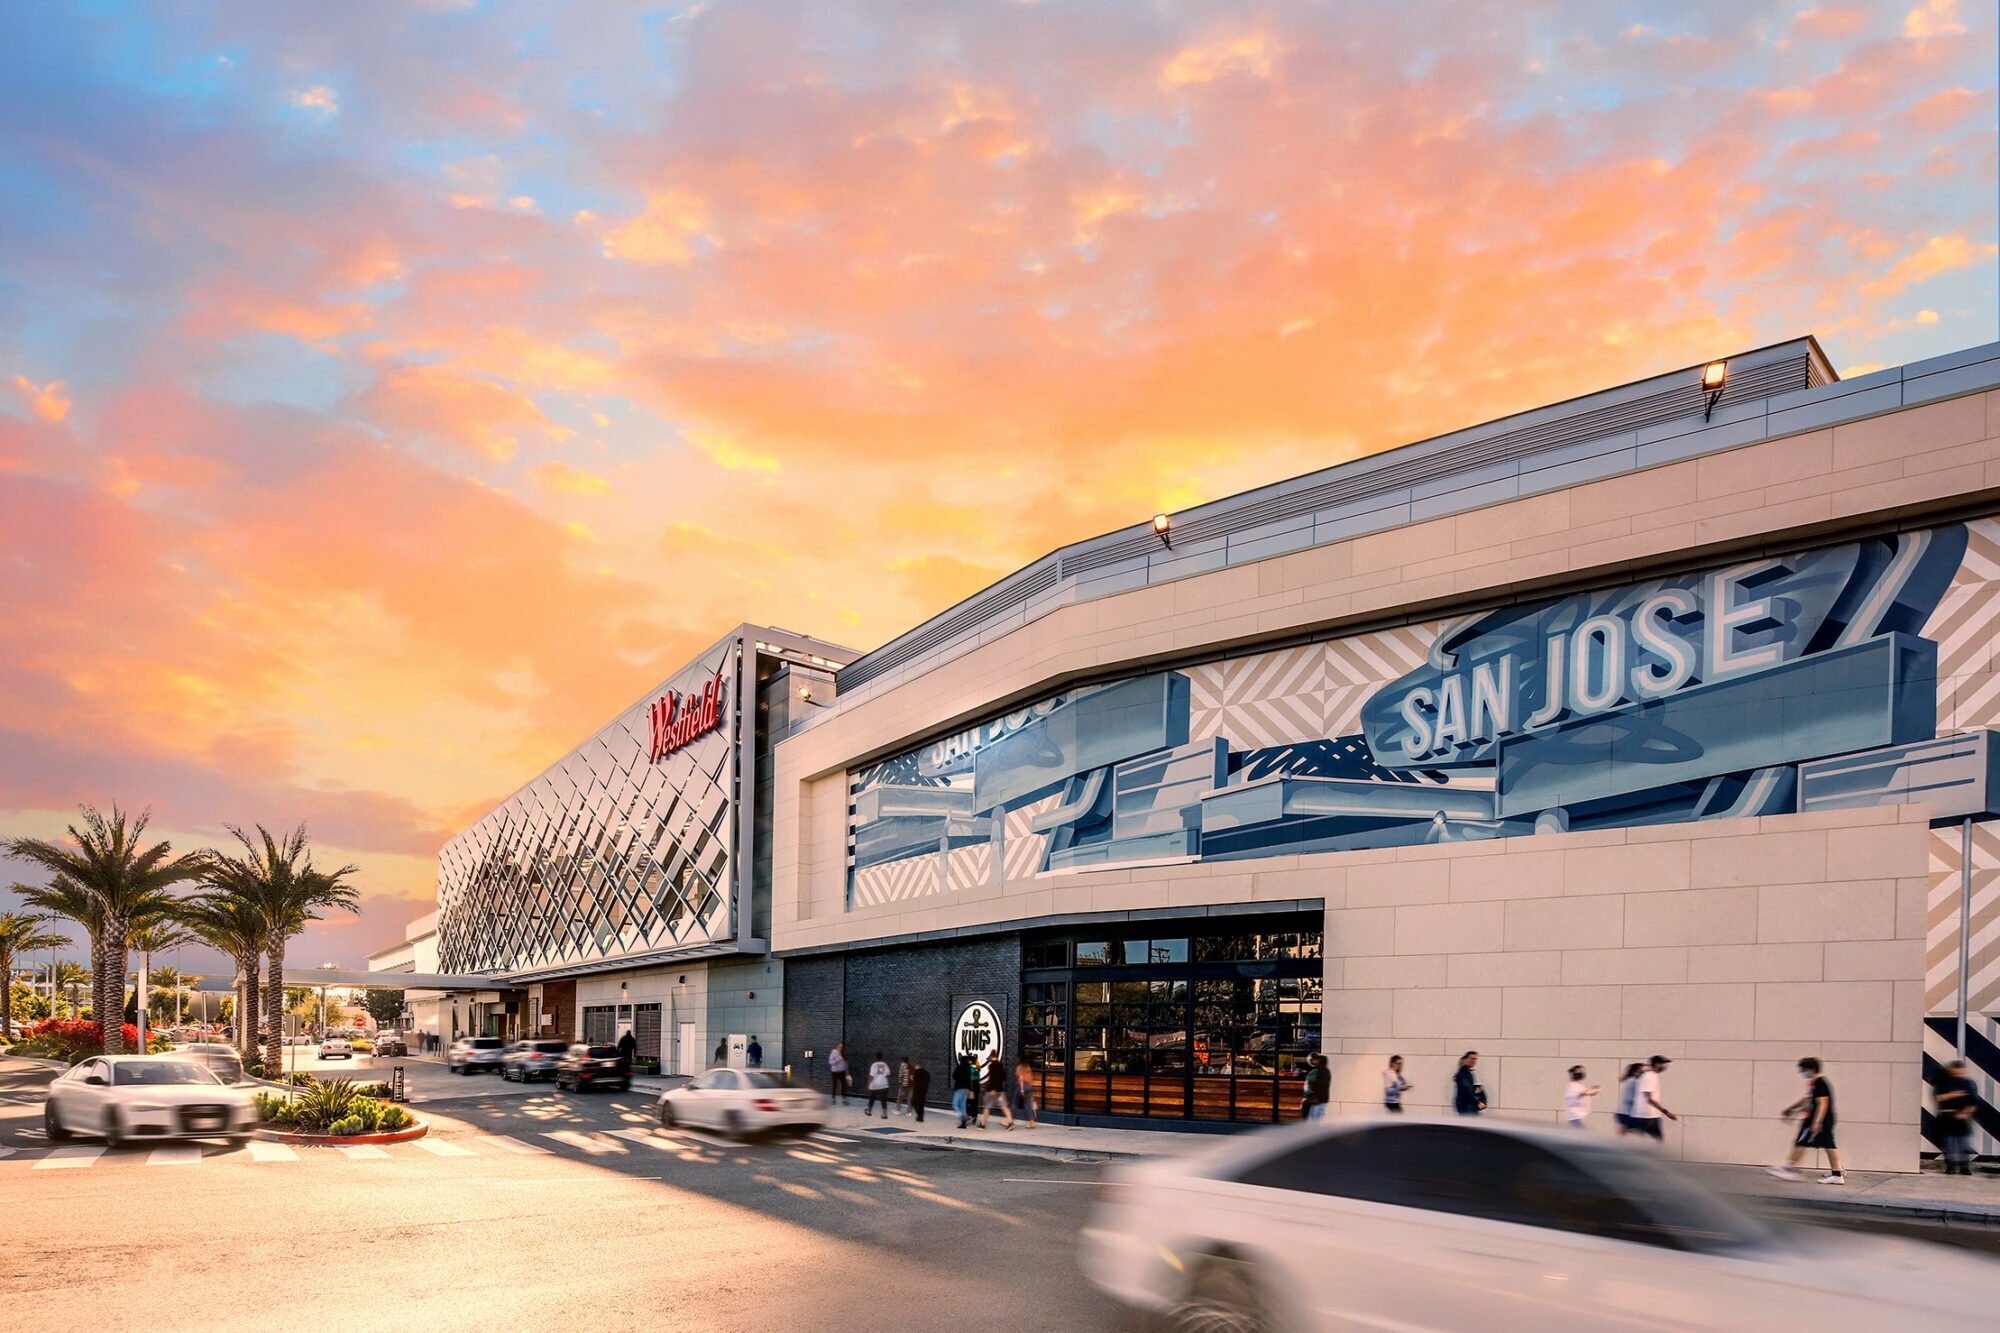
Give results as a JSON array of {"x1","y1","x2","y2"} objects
[{"x1": 648, "y1": 673, "x2": 726, "y2": 763}]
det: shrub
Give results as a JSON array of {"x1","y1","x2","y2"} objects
[
  {"x1": 18, "y1": 1019, "x2": 167, "y2": 1060},
  {"x1": 327, "y1": 1114, "x2": 365, "y2": 1136},
  {"x1": 353, "y1": 1082, "x2": 392, "y2": 1098},
  {"x1": 376, "y1": 1105, "x2": 413, "y2": 1131}
]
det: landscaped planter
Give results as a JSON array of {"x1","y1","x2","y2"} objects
[{"x1": 259, "y1": 1119, "x2": 429, "y2": 1146}]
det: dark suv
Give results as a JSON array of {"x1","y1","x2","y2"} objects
[{"x1": 555, "y1": 1044, "x2": 630, "y2": 1093}]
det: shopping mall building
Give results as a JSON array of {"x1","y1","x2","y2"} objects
[{"x1": 392, "y1": 336, "x2": 2000, "y2": 1169}]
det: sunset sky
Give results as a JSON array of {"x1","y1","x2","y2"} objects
[{"x1": 1, "y1": 1, "x2": 1994, "y2": 979}]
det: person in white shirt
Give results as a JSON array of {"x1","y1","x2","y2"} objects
[
  {"x1": 1562, "y1": 1065, "x2": 1599, "y2": 1127},
  {"x1": 827, "y1": 1043, "x2": 850, "y2": 1105},
  {"x1": 1382, "y1": 1055, "x2": 1411, "y2": 1112},
  {"x1": 864, "y1": 1051, "x2": 892, "y2": 1117},
  {"x1": 1630, "y1": 1055, "x2": 1678, "y2": 1141}
]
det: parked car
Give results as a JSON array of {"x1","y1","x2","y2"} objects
[
  {"x1": 45, "y1": 1056, "x2": 257, "y2": 1147},
  {"x1": 178, "y1": 1042, "x2": 244, "y2": 1085},
  {"x1": 1081, "y1": 1117, "x2": 1999, "y2": 1331},
  {"x1": 447, "y1": 1036, "x2": 505, "y2": 1075},
  {"x1": 657, "y1": 1069, "x2": 826, "y2": 1139},
  {"x1": 317, "y1": 1037, "x2": 353, "y2": 1060},
  {"x1": 554, "y1": 1043, "x2": 630, "y2": 1093},
  {"x1": 503, "y1": 1038, "x2": 569, "y2": 1083},
  {"x1": 373, "y1": 1032, "x2": 406, "y2": 1058}
]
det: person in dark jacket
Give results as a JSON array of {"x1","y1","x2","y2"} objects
[
  {"x1": 616, "y1": 1029, "x2": 638, "y2": 1075},
  {"x1": 951, "y1": 1054, "x2": 978, "y2": 1127},
  {"x1": 1453, "y1": 1051, "x2": 1486, "y2": 1115},
  {"x1": 1302, "y1": 1053, "x2": 1332, "y2": 1120},
  {"x1": 909, "y1": 1058, "x2": 932, "y2": 1123}
]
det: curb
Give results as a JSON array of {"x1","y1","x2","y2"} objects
[
  {"x1": 1740, "y1": 1192, "x2": 2000, "y2": 1230},
  {"x1": 259, "y1": 1120, "x2": 429, "y2": 1146},
  {"x1": 845, "y1": 1127, "x2": 1145, "y2": 1163}
]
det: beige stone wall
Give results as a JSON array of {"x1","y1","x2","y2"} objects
[{"x1": 1316, "y1": 808, "x2": 1930, "y2": 1172}]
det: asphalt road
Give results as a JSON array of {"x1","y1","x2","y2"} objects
[{"x1": 0, "y1": 1057, "x2": 1123, "y2": 1333}]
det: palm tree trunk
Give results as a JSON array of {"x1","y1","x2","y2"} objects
[
  {"x1": 92, "y1": 934, "x2": 111, "y2": 1036},
  {"x1": 244, "y1": 957, "x2": 260, "y2": 1058},
  {"x1": 263, "y1": 933, "x2": 286, "y2": 1084},
  {"x1": 1, "y1": 951, "x2": 13, "y2": 1037},
  {"x1": 101, "y1": 919, "x2": 127, "y2": 1054}
]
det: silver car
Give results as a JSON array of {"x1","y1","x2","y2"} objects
[
  {"x1": 447, "y1": 1036, "x2": 505, "y2": 1074},
  {"x1": 502, "y1": 1038, "x2": 569, "y2": 1082},
  {"x1": 177, "y1": 1042, "x2": 244, "y2": 1085}
]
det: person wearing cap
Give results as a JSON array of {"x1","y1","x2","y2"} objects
[{"x1": 1630, "y1": 1055, "x2": 1677, "y2": 1140}]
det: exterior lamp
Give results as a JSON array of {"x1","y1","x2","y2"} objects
[
  {"x1": 1152, "y1": 513, "x2": 1173, "y2": 549},
  {"x1": 1701, "y1": 360, "x2": 1728, "y2": 421},
  {"x1": 798, "y1": 684, "x2": 827, "y2": 708}
]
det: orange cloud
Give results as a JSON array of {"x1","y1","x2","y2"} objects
[
  {"x1": 1161, "y1": 31, "x2": 1280, "y2": 87},
  {"x1": 1860, "y1": 233, "x2": 1999, "y2": 295},
  {"x1": 359, "y1": 364, "x2": 549, "y2": 462},
  {"x1": 529, "y1": 461, "x2": 612, "y2": 495},
  {"x1": 10, "y1": 375, "x2": 70, "y2": 423}
]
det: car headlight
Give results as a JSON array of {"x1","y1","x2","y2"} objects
[{"x1": 130, "y1": 1102, "x2": 167, "y2": 1113}]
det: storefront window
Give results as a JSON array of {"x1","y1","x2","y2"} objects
[{"x1": 1020, "y1": 915, "x2": 1323, "y2": 1125}]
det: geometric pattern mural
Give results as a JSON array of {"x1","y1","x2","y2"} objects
[{"x1": 438, "y1": 644, "x2": 738, "y2": 974}]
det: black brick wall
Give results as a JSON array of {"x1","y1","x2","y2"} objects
[{"x1": 782, "y1": 935, "x2": 1021, "y2": 1109}]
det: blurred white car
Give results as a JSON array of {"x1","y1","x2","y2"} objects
[
  {"x1": 1082, "y1": 1117, "x2": 1999, "y2": 1331},
  {"x1": 177, "y1": 1042, "x2": 244, "y2": 1084},
  {"x1": 318, "y1": 1037, "x2": 353, "y2": 1060},
  {"x1": 657, "y1": 1069, "x2": 826, "y2": 1139},
  {"x1": 45, "y1": 1056, "x2": 257, "y2": 1147}
]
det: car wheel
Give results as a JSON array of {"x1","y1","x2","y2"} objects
[
  {"x1": 105, "y1": 1112, "x2": 127, "y2": 1150},
  {"x1": 618, "y1": 1080, "x2": 631, "y2": 1093},
  {"x1": 1168, "y1": 1255, "x2": 1278, "y2": 1333},
  {"x1": 660, "y1": 1101, "x2": 678, "y2": 1128},
  {"x1": 44, "y1": 1100, "x2": 70, "y2": 1142},
  {"x1": 724, "y1": 1110, "x2": 745, "y2": 1140}
]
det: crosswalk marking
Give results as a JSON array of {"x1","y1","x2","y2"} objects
[
  {"x1": 541, "y1": 1130, "x2": 624, "y2": 1155},
  {"x1": 336, "y1": 1144, "x2": 390, "y2": 1160},
  {"x1": 413, "y1": 1138, "x2": 475, "y2": 1157},
  {"x1": 606, "y1": 1128, "x2": 670, "y2": 1148},
  {"x1": 480, "y1": 1134, "x2": 551, "y2": 1155},
  {"x1": 148, "y1": 1145, "x2": 202, "y2": 1166},
  {"x1": 247, "y1": 1142, "x2": 296, "y2": 1162},
  {"x1": 32, "y1": 1147, "x2": 103, "y2": 1170}
]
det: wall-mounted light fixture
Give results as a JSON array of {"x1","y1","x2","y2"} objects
[
  {"x1": 1152, "y1": 513, "x2": 1173, "y2": 549},
  {"x1": 798, "y1": 684, "x2": 828, "y2": 708},
  {"x1": 1701, "y1": 360, "x2": 1728, "y2": 421}
]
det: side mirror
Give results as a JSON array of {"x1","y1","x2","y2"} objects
[{"x1": 82, "y1": 1073, "x2": 106, "y2": 1086}]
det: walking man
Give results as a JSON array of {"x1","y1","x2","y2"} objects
[
  {"x1": 1630, "y1": 1055, "x2": 1678, "y2": 1141},
  {"x1": 896, "y1": 1054, "x2": 913, "y2": 1116},
  {"x1": 1453, "y1": 1051, "x2": 1486, "y2": 1116},
  {"x1": 616, "y1": 1027, "x2": 638, "y2": 1078},
  {"x1": 746, "y1": 1034, "x2": 763, "y2": 1068},
  {"x1": 828, "y1": 1042, "x2": 850, "y2": 1105},
  {"x1": 864, "y1": 1051, "x2": 892, "y2": 1117},
  {"x1": 1303, "y1": 1053, "x2": 1332, "y2": 1121},
  {"x1": 952, "y1": 1052, "x2": 977, "y2": 1127},
  {"x1": 1933, "y1": 1059, "x2": 1978, "y2": 1174},
  {"x1": 1382, "y1": 1055, "x2": 1410, "y2": 1113},
  {"x1": 979, "y1": 1049, "x2": 1015, "y2": 1130},
  {"x1": 1769, "y1": 1057, "x2": 1844, "y2": 1184},
  {"x1": 909, "y1": 1057, "x2": 931, "y2": 1123}
]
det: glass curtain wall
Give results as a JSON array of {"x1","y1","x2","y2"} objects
[{"x1": 1022, "y1": 916, "x2": 1324, "y2": 1124}]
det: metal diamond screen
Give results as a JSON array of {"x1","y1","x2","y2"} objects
[{"x1": 438, "y1": 643, "x2": 739, "y2": 974}]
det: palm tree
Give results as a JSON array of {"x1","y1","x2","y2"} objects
[
  {"x1": 212, "y1": 824, "x2": 358, "y2": 1081},
  {"x1": 14, "y1": 876, "x2": 111, "y2": 1025},
  {"x1": 181, "y1": 888, "x2": 265, "y2": 1059},
  {"x1": 51, "y1": 960, "x2": 88, "y2": 1019},
  {"x1": 126, "y1": 920, "x2": 193, "y2": 1038},
  {"x1": 6, "y1": 805, "x2": 205, "y2": 1053},
  {"x1": 0, "y1": 914, "x2": 69, "y2": 1038}
]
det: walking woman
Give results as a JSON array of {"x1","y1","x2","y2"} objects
[
  {"x1": 1014, "y1": 1054, "x2": 1038, "y2": 1129},
  {"x1": 1382, "y1": 1055, "x2": 1410, "y2": 1113},
  {"x1": 979, "y1": 1050, "x2": 1015, "y2": 1129},
  {"x1": 1613, "y1": 1063, "x2": 1645, "y2": 1135}
]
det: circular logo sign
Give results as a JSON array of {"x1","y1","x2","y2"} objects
[{"x1": 953, "y1": 1001, "x2": 1004, "y2": 1062}]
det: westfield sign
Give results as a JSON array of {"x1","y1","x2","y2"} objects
[{"x1": 648, "y1": 674, "x2": 726, "y2": 763}]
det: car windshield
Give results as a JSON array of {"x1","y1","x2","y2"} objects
[
  {"x1": 742, "y1": 1072, "x2": 785, "y2": 1089},
  {"x1": 1563, "y1": 1140, "x2": 1774, "y2": 1254},
  {"x1": 531, "y1": 1041, "x2": 567, "y2": 1053},
  {"x1": 113, "y1": 1061, "x2": 220, "y2": 1087},
  {"x1": 468, "y1": 1038, "x2": 501, "y2": 1049},
  {"x1": 586, "y1": 1046, "x2": 620, "y2": 1058}
]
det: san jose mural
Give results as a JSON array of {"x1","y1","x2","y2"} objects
[{"x1": 848, "y1": 519, "x2": 2000, "y2": 910}]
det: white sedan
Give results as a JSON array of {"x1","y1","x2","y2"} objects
[
  {"x1": 45, "y1": 1056, "x2": 257, "y2": 1147},
  {"x1": 318, "y1": 1037, "x2": 353, "y2": 1060},
  {"x1": 658, "y1": 1069, "x2": 826, "y2": 1139},
  {"x1": 1081, "y1": 1117, "x2": 1998, "y2": 1331}
]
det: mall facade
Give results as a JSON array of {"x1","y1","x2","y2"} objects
[{"x1": 414, "y1": 336, "x2": 2000, "y2": 1168}]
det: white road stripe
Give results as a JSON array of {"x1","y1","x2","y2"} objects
[
  {"x1": 480, "y1": 1134, "x2": 551, "y2": 1155},
  {"x1": 0, "y1": 1146, "x2": 15, "y2": 1159},
  {"x1": 147, "y1": 1145, "x2": 202, "y2": 1166},
  {"x1": 541, "y1": 1130, "x2": 624, "y2": 1155},
  {"x1": 247, "y1": 1142, "x2": 296, "y2": 1163},
  {"x1": 336, "y1": 1144, "x2": 390, "y2": 1160},
  {"x1": 606, "y1": 1128, "x2": 677, "y2": 1151},
  {"x1": 32, "y1": 1146, "x2": 103, "y2": 1170},
  {"x1": 413, "y1": 1138, "x2": 475, "y2": 1157}
]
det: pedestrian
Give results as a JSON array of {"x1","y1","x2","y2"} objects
[
  {"x1": 1629, "y1": 1055, "x2": 1678, "y2": 1141},
  {"x1": 1932, "y1": 1059, "x2": 1978, "y2": 1175},
  {"x1": 896, "y1": 1054, "x2": 913, "y2": 1116},
  {"x1": 714, "y1": 1038, "x2": 727, "y2": 1066},
  {"x1": 1563, "y1": 1065, "x2": 1599, "y2": 1128},
  {"x1": 952, "y1": 1052, "x2": 976, "y2": 1127},
  {"x1": 1768, "y1": 1057, "x2": 1844, "y2": 1184},
  {"x1": 1302, "y1": 1052, "x2": 1332, "y2": 1121},
  {"x1": 827, "y1": 1043, "x2": 850, "y2": 1104},
  {"x1": 1453, "y1": 1051, "x2": 1486, "y2": 1116},
  {"x1": 1014, "y1": 1054, "x2": 1038, "y2": 1129},
  {"x1": 909, "y1": 1057, "x2": 931, "y2": 1123},
  {"x1": 1613, "y1": 1062, "x2": 1645, "y2": 1134},
  {"x1": 616, "y1": 1028, "x2": 638, "y2": 1077},
  {"x1": 979, "y1": 1049, "x2": 1014, "y2": 1129},
  {"x1": 865, "y1": 1051, "x2": 892, "y2": 1117},
  {"x1": 746, "y1": 1034, "x2": 763, "y2": 1068},
  {"x1": 1382, "y1": 1055, "x2": 1410, "y2": 1113}
]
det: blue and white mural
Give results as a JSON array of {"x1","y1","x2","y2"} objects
[{"x1": 847, "y1": 521, "x2": 2000, "y2": 908}]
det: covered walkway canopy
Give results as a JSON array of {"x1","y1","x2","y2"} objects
[{"x1": 280, "y1": 967, "x2": 509, "y2": 991}]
